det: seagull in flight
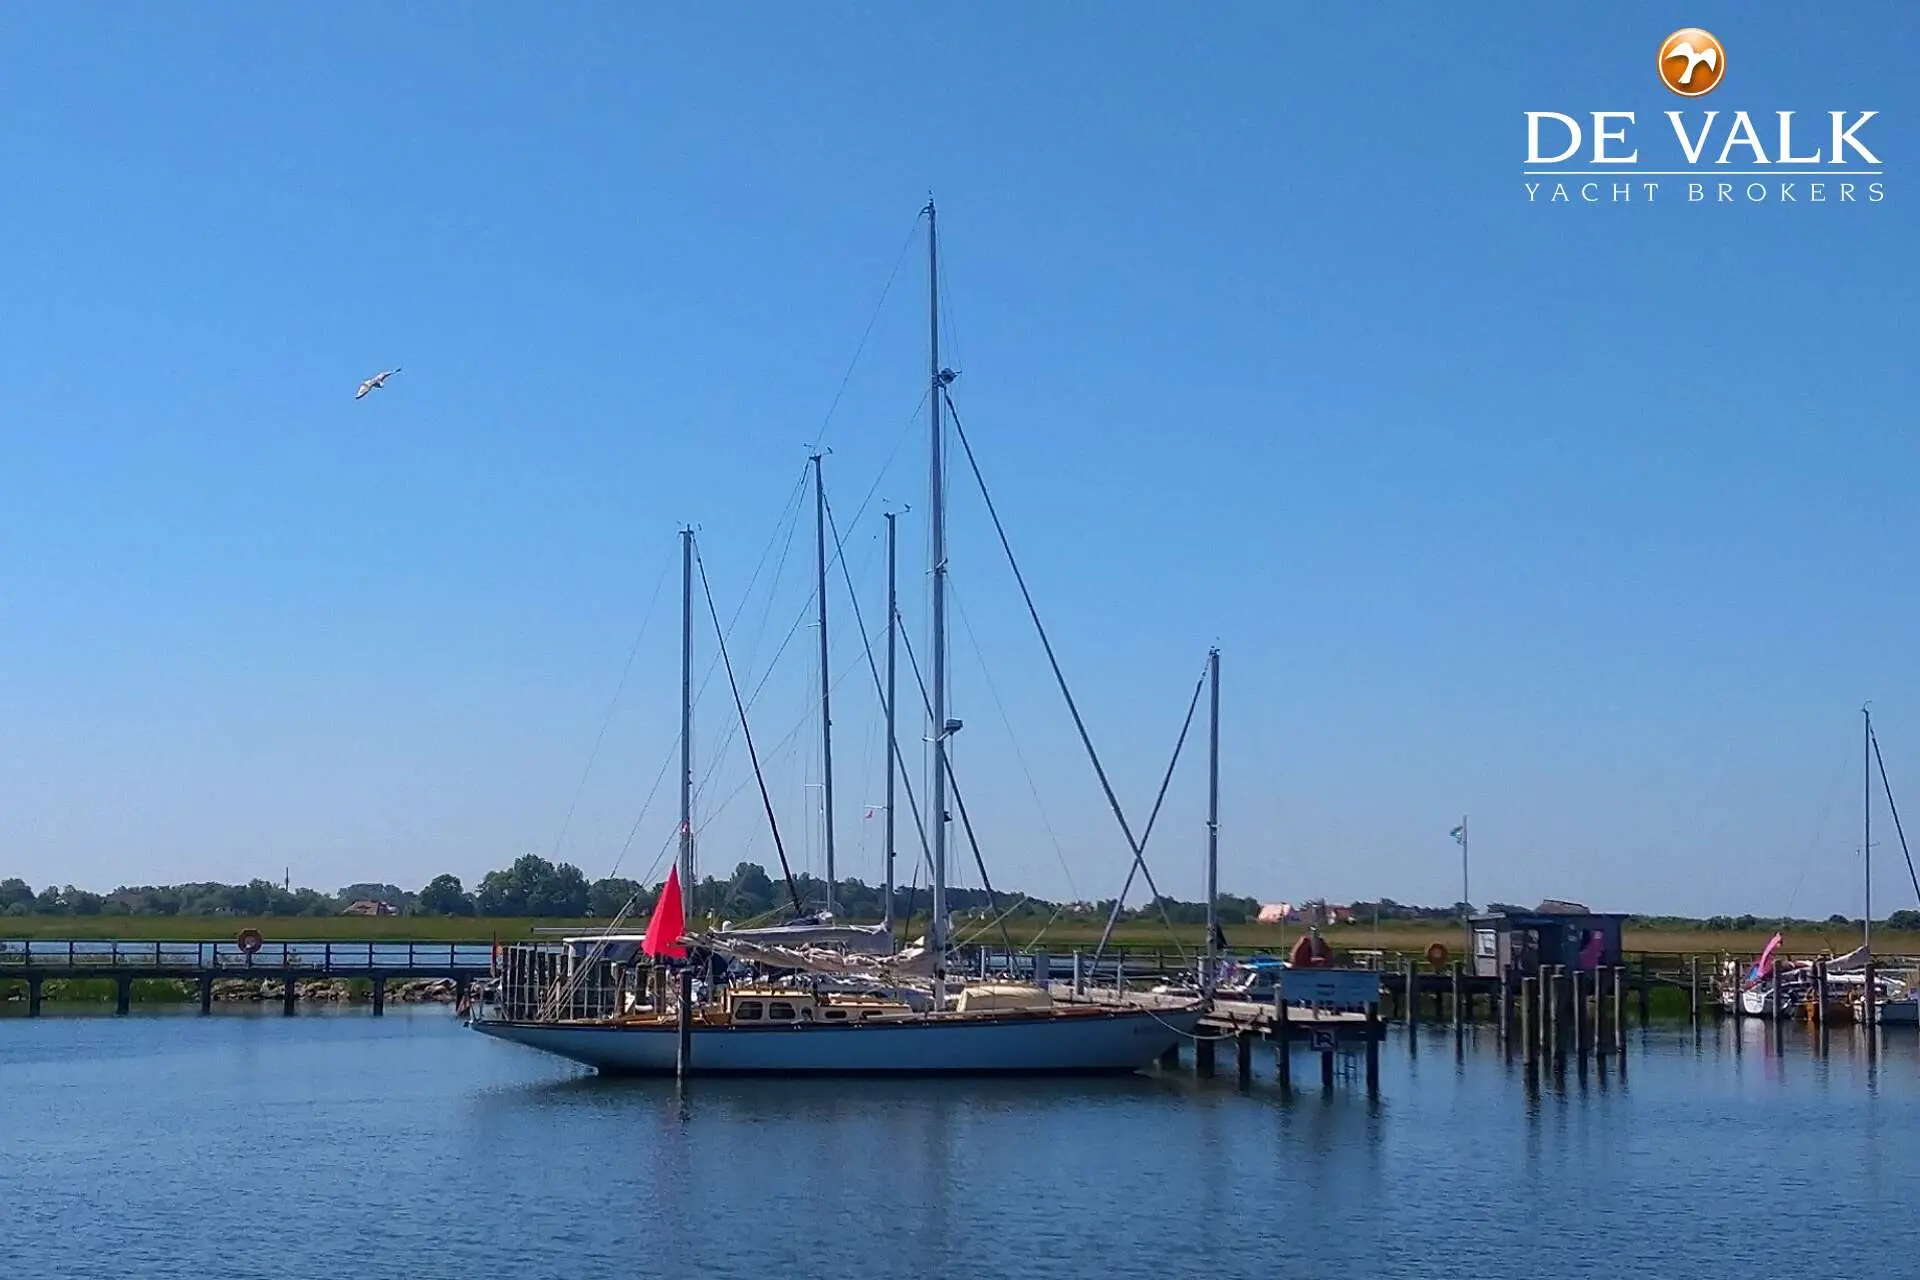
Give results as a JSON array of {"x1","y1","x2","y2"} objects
[
  {"x1": 1665, "y1": 41, "x2": 1717, "y2": 86},
  {"x1": 355, "y1": 367, "x2": 402, "y2": 400}
]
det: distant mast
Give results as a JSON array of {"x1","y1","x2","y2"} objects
[
  {"x1": 1865, "y1": 704, "x2": 1873, "y2": 953},
  {"x1": 883, "y1": 509, "x2": 900, "y2": 940},
  {"x1": 679, "y1": 527, "x2": 695, "y2": 922},
  {"x1": 812, "y1": 451, "x2": 838, "y2": 917},
  {"x1": 926, "y1": 197, "x2": 953, "y2": 995}
]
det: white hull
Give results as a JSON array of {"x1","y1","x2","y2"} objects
[{"x1": 471, "y1": 1005, "x2": 1201, "y2": 1076}]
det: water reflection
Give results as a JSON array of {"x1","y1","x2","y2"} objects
[{"x1": 8, "y1": 1012, "x2": 1920, "y2": 1278}]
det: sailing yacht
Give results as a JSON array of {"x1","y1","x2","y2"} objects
[{"x1": 470, "y1": 201, "x2": 1204, "y2": 1074}]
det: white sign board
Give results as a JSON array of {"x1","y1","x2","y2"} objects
[{"x1": 1278, "y1": 968, "x2": 1382, "y2": 1010}]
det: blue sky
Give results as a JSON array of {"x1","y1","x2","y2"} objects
[{"x1": 1, "y1": 3, "x2": 1915, "y2": 921}]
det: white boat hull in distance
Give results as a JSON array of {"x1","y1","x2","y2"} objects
[{"x1": 471, "y1": 1005, "x2": 1202, "y2": 1076}]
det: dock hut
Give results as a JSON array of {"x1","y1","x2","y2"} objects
[{"x1": 1468, "y1": 901, "x2": 1629, "y2": 980}]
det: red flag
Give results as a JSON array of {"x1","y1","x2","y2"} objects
[{"x1": 643, "y1": 865, "x2": 688, "y2": 960}]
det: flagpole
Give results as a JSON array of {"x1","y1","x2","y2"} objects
[{"x1": 1456, "y1": 816, "x2": 1470, "y2": 963}]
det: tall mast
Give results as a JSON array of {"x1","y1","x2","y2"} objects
[
  {"x1": 812, "y1": 451, "x2": 838, "y2": 917},
  {"x1": 883, "y1": 509, "x2": 900, "y2": 938},
  {"x1": 1865, "y1": 704, "x2": 1873, "y2": 952},
  {"x1": 679, "y1": 527, "x2": 695, "y2": 920},
  {"x1": 926, "y1": 197, "x2": 950, "y2": 990},
  {"x1": 1204, "y1": 646, "x2": 1220, "y2": 992}
]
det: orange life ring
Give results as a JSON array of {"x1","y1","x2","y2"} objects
[
  {"x1": 1426, "y1": 942, "x2": 1449, "y2": 970},
  {"x1": 236, "y1": 928, "x2": 264, "y2": 955}
]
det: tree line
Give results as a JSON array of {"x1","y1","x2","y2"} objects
[{"x1": 1, "y1": 858, "x2": 1274, "y2": 924}]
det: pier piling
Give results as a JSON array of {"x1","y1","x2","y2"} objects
[
  {"x1": 27, "y1": 976, "x2": 43, "y2": 1017},
  {"x1": 1364, "y1": 1002, "x2": 1381, "y2": 1097},
  {"x1": 114, "y1": 975, "x2": 131, "y2": 1016},
  {"x1": 1611, "y1": 965, "x2": 1626, "y2": 1050},
  {"x1": 1519, "y1": 975, "x2": 1536, "y2": 1071},
  {"x1": 1236, "y1": 1032, "x2": 1252, "y2": 1085},
  {"x1": 1402, "y1": 959, "x2": 1415, "y2": 1030},
  {"x1": 1451, "y1": 962, "x2": 1464, "y2": 1037},
  {"x1": 372, "y1": 977, "x2": 386, "y2": 1017},
  {"x1": 198, "y1": 975, "x2": 213, "y2": 1015}
]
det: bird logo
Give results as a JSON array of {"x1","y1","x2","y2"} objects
[
  {"x1": 355, "y1": 366, "x2": 402, "y2": 400},
  {"x1": 1658, "y1": 28, "x2": 1725, "y2": 97}
]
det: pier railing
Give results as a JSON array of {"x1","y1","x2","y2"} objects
[{"x1": 0, "y1": 940, "x2": 495, "y2": 972}]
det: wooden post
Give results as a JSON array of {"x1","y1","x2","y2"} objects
[
  {"x1": 1815, "y1": 960, "x2": 1829, "y2": 1041},
  {"x1": 1520, "y1": 975, "x2": 1536, "y2": 1071},
  {"x1": 1236, "y1": 1032, "x2": 1252, "y2": 1085},
  {"x1": 115, "y1": 975, "x2": 132, "y2": 1016},
  {"x1": 1865, "y1": 956, "x2": 1878, "y2": 1047},
  {"x1": 26, "y1": 976, "x2": 42, "y2": 1018},
  {"x1": 1451, "y1": 962, "x2": 1464, "y2": 1034},
  {"x1": 1637, "y1": 954, "x2": 1650, "y2": 1024},
  {"x1": 199, "y1": 974, "x2": 214, "y2": 1015},
  {"x1": 1688, "y1": 954, "x2": 1700, "y2": 1025},
  {"x1": 1612, "y1": 965, "x2": 1626, "y2": 1048},
  {"x1": 1403, "y1": 958, "x2": 1416, "y2": 1027},
  {"x1": 372, "y1": 976, "x2": 386, "y2": 1017},
  {"x1": 1571, "y1": 968, "x2": 1586, "y2": 1062},
  {"x1": 1499, "y1": 966, "x2": 1512, "y2": 1049},
  {"x1": 1364, "y1": 1002, "x2": 1380, "y2": 1098},
  {"x1": 1595, "y1": 966, "x2": 1612, "y2": 1060},
  {"x1": 1320, "y1": 1046, "x2": 1335, "y2": 1094},
  {"x1": 1770, "y1": 962, "x2": 1782, "y2": 1043},
  {"x1": 1276, "y1": 997, "x2": 1292, "y2": 1094},
  {"x1": 676, "y1": 967, "x2": 694, "y2": 1079},
  {"x1": 282, "y1": 976, "x2": 297, "y2": 1016},
  {"x1": 1072, "y1": 950, "x2": 1084, "y2": 996},
  {"x1": 1543, "y1": 967, "x2": 1558, "y2": 1063}
]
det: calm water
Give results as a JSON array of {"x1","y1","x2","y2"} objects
[{"x1": 4, "y1": 1010, "x2": 1919, "y2": 1278}]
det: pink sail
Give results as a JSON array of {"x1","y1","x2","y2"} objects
[
  {"x1": 1747, "y1": 931, "x2": 1784, "y2": 985},
  {"x1": 642, "y1": 865, "x2": 688, "y2": 960}
]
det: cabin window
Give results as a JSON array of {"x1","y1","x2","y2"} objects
[
  {"x1": 822, "y1": 1007, "x2": 847, "y2": 1021},
  {"x1": 860, "y1": 1010, "x2": 883, "y2": 1021},
  {"x1": 733, "y1": 1000, "x2": 763, "y2": 1022},
  {"x1": 768, "y1": 1001, "x2": 797, "y2": 1021},
  {"x1": 799, "y1": 1005, "x2": 815, "y2": 1021}
]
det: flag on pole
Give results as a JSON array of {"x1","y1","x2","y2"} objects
[
  {"x1": 642, "y1": 865, "x2": 688, "y2": 960},
  {"x1": 1450, "y1": 825, "x2": 1465, "y2": 844}
]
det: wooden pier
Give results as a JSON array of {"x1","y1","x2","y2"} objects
[{"x1": 0, "y1": 939, "x2": 492, "y2": 1016}]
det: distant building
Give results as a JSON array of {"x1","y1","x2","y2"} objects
[
  {"x1": 1257, "y1": 902, "x2": 1296, "y2": 924},
  {"x1": 1469, "y1": 900, "x2": 1627, "y2": 979},
  {"x1": 340, "y1": 899, "x2": 397, "y2": 917},
  {"x1": 1325, "y1": 905, "x2": 1356, "y2": 926}
]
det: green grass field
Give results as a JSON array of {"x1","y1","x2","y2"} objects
[{"x1": 3, "y1": 913, "x2": 1910, "y2": 958}]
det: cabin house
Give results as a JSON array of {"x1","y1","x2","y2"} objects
[
  {"x1": 340, "y1": 898, "x2": 397, "y2": 917},
  {"x1": 1468, "y1": 901, "x2": 1629, "y2": 980}
]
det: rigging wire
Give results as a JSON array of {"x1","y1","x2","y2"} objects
[
  {"x1": 695, "y1": 542, "x2": 805, "y2": 917},
  {"x1": 545, "y1": 552, "x2": 674, "y2": 866},
  {"x1": 815, "y1": 210, "x2": 927, "y2": 450},
  {"x1": 942, "y1": 385, "x2": 1189, "y2": 950},
  {"x1": 948, "y1": 581, "x2": 1082, "y2": 903},
  {"x1": 1089, "y1": 657, "x2": 1209, "y2": 964},
  {"x1": 896, "y1": 619, "x2": 1018, "y2": 954},
  {"x1": 1869, "y1": 723, "x2": 1920, "y2": 908},
  {"x1": 821, "y1": 497, "x2": 936, "y2": 880}
]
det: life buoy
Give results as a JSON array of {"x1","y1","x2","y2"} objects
[
  {"x1": 1426, "y1": 942, "x2": 1449, "y2": 970},
  {"x1": 236, "y1": 928, "x2": 264, "y2": 955}
]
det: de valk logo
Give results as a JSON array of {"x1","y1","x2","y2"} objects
[{"x1": 1523, "y1": 28, "x2": 1885, "y2": 206}]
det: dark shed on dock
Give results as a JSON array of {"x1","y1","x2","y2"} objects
[{"x1": 1469, "y1": 901, "x2": 1629, "y2": 979}]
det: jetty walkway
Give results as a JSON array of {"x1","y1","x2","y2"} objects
[{"x1": 0, "y1": 939, "x2": 492, "y2": 1016}]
